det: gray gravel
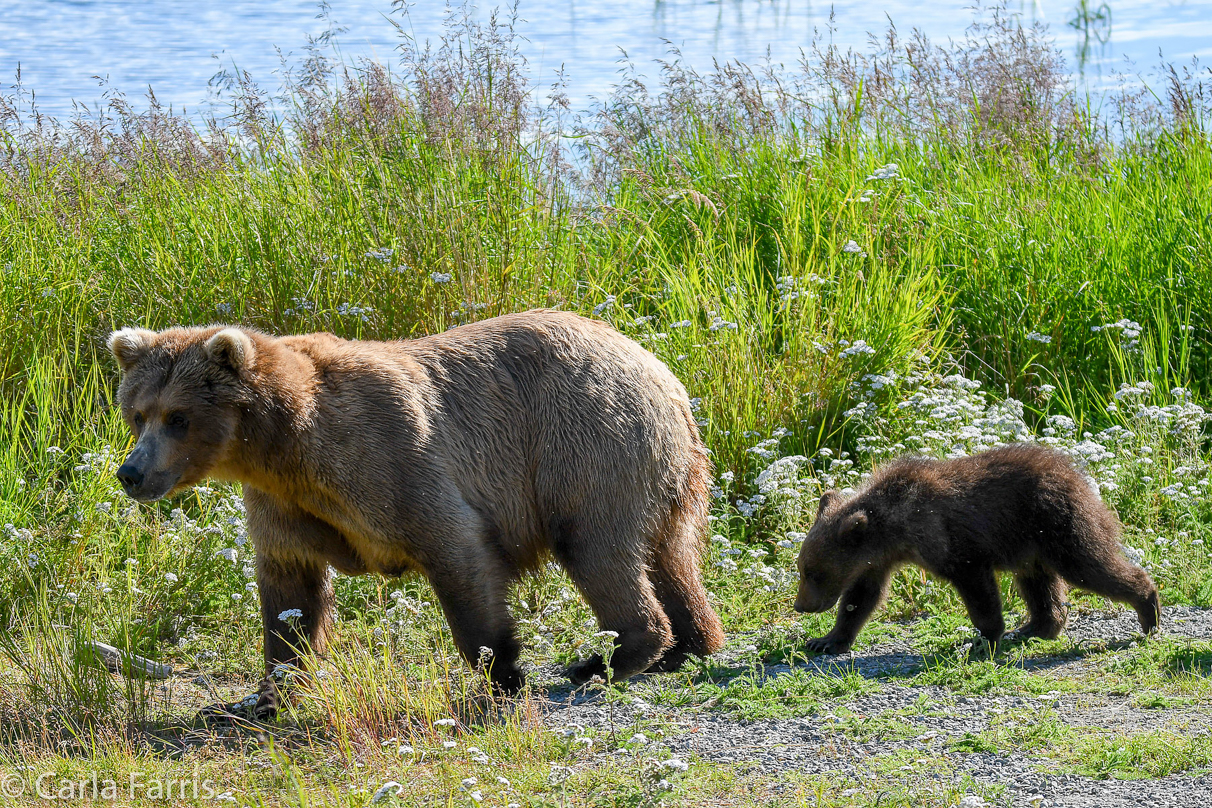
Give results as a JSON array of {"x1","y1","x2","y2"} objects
[{"x1": 534, "y1": 606, "x2": 1212, "y2": 807}]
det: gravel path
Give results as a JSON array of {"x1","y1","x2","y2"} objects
[{"x1": 535, "y1": 606, "x2": 1212, "y2": 807}]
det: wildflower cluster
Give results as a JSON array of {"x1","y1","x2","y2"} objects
[
  {"x1": 513, "y1": 578, "x2": 583, "y2": 656},
  {"x1": 704, "y1": 350, "x2": 1212, "y2": 603},
  {"x1": 373, "y1": 589, "x2": 433, "y2": 646},
  {"x1": 335, "y1": 302, "x2": 374, "y2": 322},
  {"x1": 1093, "y1": 318, "x2": 1144, "y2": 355},
  {"x1": 856, "y1": 162, "x2": 901, "y2": 204}
]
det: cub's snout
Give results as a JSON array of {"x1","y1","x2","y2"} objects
[{"x1": 793, "y1": 584, "x2": 839, "y2": 615}]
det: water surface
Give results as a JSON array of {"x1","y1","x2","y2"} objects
[{"x1": 1, "y1": 1, "x2": 1208, "y2": 119}]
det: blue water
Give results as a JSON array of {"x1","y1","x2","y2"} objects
[{"x1": 0, "y1": 1, "x2": 1209, "y2": 120}]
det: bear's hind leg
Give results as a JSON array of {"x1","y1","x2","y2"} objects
[
  {"x1": 805, "y1": 568, "x2": 890, "y2": 655},
  {"x1": 645, "y1": 510, "x2": 725, "y2": 673},
  {"x1": 552, "y1": 518, "x2": 673, "y2": 685},
  {"x1": 949, "y1": 567, "x2": 1006, "y2": 645},
  {"x1": 1012, "y1": 564, "x2": 1068, "y2": 640},
  {"x1": 1054, "y1": 552, "x2": 1160, "y2": 635},
  {"x1": 426, "y1": 561, "x2": 524, "y2": 695}
]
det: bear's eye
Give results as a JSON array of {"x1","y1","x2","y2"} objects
[
  {"x1": 165, "y1": 411, "x2": 189, "y2": 434},
  {"x1": 133, "y1": 412, "x2": 145, "y2": 429}
]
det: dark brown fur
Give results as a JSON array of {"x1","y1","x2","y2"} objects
[
  {"x1": 794, "y1": 444, "x2": 1160, "y2": 653},
  {"x1": 107, "y1": 311, "x2": 725, "y2": 714}
]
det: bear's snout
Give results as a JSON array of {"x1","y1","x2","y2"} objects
[
  {"x1": 114, "y1": 437, "x2": 180, "y2": 501},
  {"x1": 116, "y1": 463, "x2": 144, "y2": 493}
]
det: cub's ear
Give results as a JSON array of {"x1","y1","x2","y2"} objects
[
  {"x1": 205, "y1": 328, "x2": 255, "y2": 372},
  {"x1": 107, "y1": 328, "x2": 157, "y2": 372},
  {"x1": 816, "y1": 490, "x2": 839, "y2": 517},
  {"x1": 838, "y1": 509, "x2": 868, "y2": 540}
]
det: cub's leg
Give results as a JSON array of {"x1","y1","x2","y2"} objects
[
  {"x1": 551, "y1": 516, "x2": 673, "y2": 685},
  {"x1": 645, "y1": 506, "x2": 726, "y2": 673},
  {"x1": 805, "y1": 568, "x2": 891, "y2": 655},
  {"x1": 1053, "y1": 551, "x2": 1160, "y2": 635},
  {"x1": 948, "y1": 567, "x2": 1006, "y2": 645},
  {"x1": 1011, "y1": 565, "x2": 1068, "y2": 640}
]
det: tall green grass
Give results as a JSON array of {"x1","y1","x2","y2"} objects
[{"x1": 1, "y1": 10, "x2": 1207, "y2": 446}]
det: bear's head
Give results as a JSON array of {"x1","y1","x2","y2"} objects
[
  {"x1": 793, "y1": 490, "x2": 870, "y2": 613},
  {"x1": 108, "y1": 325, "x2": 258, "y2": 501}
]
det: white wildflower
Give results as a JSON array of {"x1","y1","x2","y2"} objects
[
  {"x1": 840, "y1": 340, "x2": 876, "y2": 358},
  {"x1": 370, "y1": 782, "x2": 403, "y2": 803}
]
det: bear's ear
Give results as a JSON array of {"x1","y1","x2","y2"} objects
[
  {"x1": 205, "y1": 328, "x2": 255, "y2": 372},
  {"x1": 816, "y1": 490, "x2": 839, "y2": 517},
  {"x1": 838, "y1": 509, "x2": 868, "y2": 541},
  {"x1": 107, "y1": 328, "x2": 157, "y2": 372}
]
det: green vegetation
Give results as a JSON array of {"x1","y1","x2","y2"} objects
[
  {"x1": 1, "y1": 7, "x2": 1210, "y2": 806},
  {"x1": 953, "y1": 707, "x2": 1212, "y2": 780}
]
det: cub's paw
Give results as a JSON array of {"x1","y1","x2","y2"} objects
[
  {"x1": 196, "y1": 703, "x2": 239, "y2": 726},
  {"x1": 805, "y1": 637, "x2": 851, "y2": 655},
  {"x1": 1006, "y1": 622, "x2": 1063, "y2": 643},
  {"x1": 566, "y1": 655, "x2": 608, "y2": 686},
  {"x1": 1003, "y1": 628, "x2": 1043, "y2": 646},
  {"x1": 961, "y1": 635, "x2": 1000, "y2": 660}
]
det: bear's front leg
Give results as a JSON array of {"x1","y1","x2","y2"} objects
[
  {"x1": 413, "y1": 510, "x2": 525, "y2": 695},
  {"x1": 239, "y1": 487, "x2": 341, "y2": 720},
  {"x1": 949, "y1": 566, "x2": 1006, "y2": 647},
  {"x1": 806, "y1": 569, "x2": 890, "y2": 655},
  {"x1": 253, "y1": 554, "x2": 335, "y2": 718}
]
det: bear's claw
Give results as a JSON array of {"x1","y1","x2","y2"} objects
[
  {"x1": 566, "y1": 655, "x2": 609, "y2": 686},
  {"x1": 646, "y1": 648, "x2": 689, "y2": 673},
  {"x1": 486, "y1": 667, "x2": 525, "y2": 697},
  {"x1": 805, "y1": 637, "x2": 852, "y2": 655}
]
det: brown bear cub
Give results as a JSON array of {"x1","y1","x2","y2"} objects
[
  {"x1": 794, "y1": 443, "x2": 1159, "y2": 654},
  {"x1": 108, "y1": 310, "x2": 724, "y2": 716}
]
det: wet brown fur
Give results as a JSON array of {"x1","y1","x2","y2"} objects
[
  {"x1": 108, "y1": 310, "x2": 725, "y2": 709},
  {"x1": 794, "y1": 444, "x2": 1160, "y2": 654}
]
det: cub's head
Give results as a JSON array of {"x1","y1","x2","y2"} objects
[
  {"x1": 793, "y1": 490, "x2": 871, "y2": 613},
  {"x1": 108, "y1": 326, "x2": 257, "y2": 501}
]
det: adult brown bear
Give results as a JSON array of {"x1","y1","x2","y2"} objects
[
  {"x1": 794, "y1": 444, "x2": 1159, "y2": 654},
  {"x1": 108, "y1": 310, "x2": 724, "y2": 716}
]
